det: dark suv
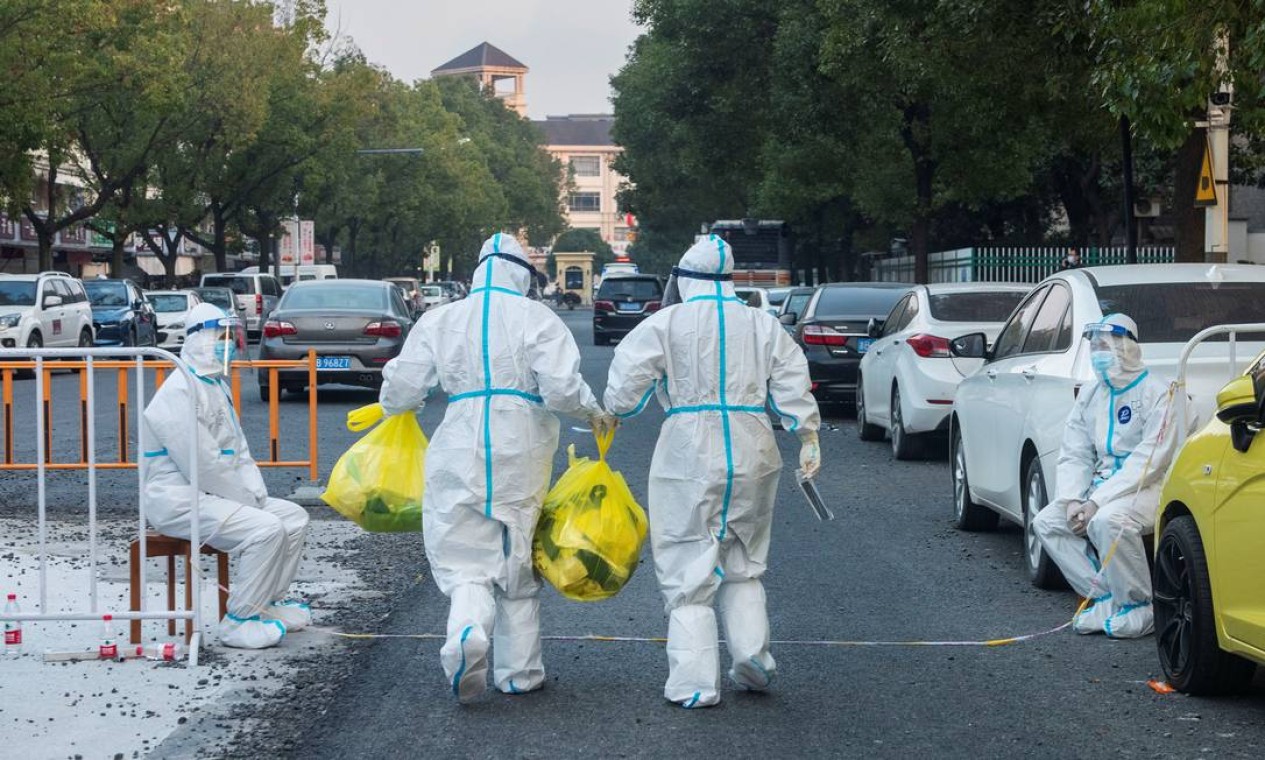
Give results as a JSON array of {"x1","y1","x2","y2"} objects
[{"x1": 592, "y1": 275, "x2": 664, "y2": 345}]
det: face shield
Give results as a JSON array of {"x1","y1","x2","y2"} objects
[
  {"x1": 1083, "y1": 320, "x2": 1139, "y2": 378},
  {"x1": 186, "y1": 315, "x2": 242, "y2": 375}
]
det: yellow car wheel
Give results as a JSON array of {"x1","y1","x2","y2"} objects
[{"x1": 1154, "y1": 516, "x2": 1256, "y2": 695}]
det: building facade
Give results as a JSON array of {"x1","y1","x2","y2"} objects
[{"x1": 533, "y1": 114, "x2": 631, "y2": 257}]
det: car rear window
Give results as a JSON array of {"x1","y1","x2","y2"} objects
[
  {"x1": 282, "y1": 286, "x2": 387, "y2": 311},
  {"x1": 0, "y1": 281, "x2": 35, "y2": 306},
  {"x1": 203, "y1": 276, "x2": 250, "y2": 295},
  {"x1": 149, "y1": 294, "x2": 189, "y2": 313},
  {"x1": 814, "y1": 287, "x2": 907, "y2": 317},
  {"x1": 928, "y1": 291, "x2": 1027, "y2": 322},
  {"x1": 196, "y1": 289, "x2": 232, "y2": 310},
  {"x1": 598, "y1": 278, "x2": 661, "y2": 300},
  {"x1": 1094, "y1": 282, "x2": 1265, "y2": 343}
]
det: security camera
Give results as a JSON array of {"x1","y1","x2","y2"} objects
[{"x1": 1211, "y1": 91, "x2": 1232, "y2": 107}]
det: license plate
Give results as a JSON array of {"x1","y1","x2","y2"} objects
[
  {"x1": 316, "y1": 356, "x2": 351, "y2": 370},
  {"x1": 856, "y1": 338, "x2": 875, "y2": 353},
  {"x1": 616, "y1": 302, "x2": 641, "y2": 312}
]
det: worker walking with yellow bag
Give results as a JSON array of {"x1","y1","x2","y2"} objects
[
  {"x1": 379, "y1": 233, "x2": 613, "y2": 703},
  {"x1": 605, "y1": 236, "x2": 821, "y2": 708}
]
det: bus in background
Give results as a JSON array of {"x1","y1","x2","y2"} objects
[{"x1": 705, "y1": 219, "x2": 792, "y2": 287}]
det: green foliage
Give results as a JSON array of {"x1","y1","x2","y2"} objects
[{"x1": 552, "y1": 227, "x2": 615, "y2": 268}]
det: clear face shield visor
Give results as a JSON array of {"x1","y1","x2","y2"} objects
[
  {"x1": 1082, "y1": 322, "x2": 1136, "y2": 350},
  {"x1": 187, "y1": 316, "x2": 242, "y2": 374}
]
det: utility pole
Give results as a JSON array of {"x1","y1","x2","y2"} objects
[{"x1": 1203, "y1": 30, "x2": 1232, "y2": 262}]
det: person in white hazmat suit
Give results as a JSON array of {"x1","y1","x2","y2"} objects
[
  {"x1": 142, "y1": 303, "x2": 311, "y2": 649},
  {"x1": 379, "y1": 233, "x2": 612, "y2": 702},
  {"x1": 1034, "y1": 313, "x2": 1184, "y2": 639},
  {"x1": 603, "y1": 235, "x2": 821, "y2": 708}
]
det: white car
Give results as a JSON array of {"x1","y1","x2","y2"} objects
[
  {"x1": 0, "y1": 271, "x2": 95, "y2": 350},
  {"x1": 735, "y1": 287, "x2": 777, "y2": 317},
  {"x1": 420, "y1": 284, "x2": 449, "y2": 309},
  {"x1": 949, "y1": 264, "x2": 1265, "y2": 589},
  {"x1": 856, "y1": 283, "x2": 1031, "y2": 459},
  {"x1": 145, "y1": 290, "x2": 202, "y2": 350}
]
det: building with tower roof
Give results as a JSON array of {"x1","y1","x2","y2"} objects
[{"x1": 431, "y1": 42, "x2": 529, "y2": 116}]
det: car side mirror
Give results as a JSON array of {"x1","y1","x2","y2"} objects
[
  {"x1": 779, "y1": 313, "x2": 797, "y2": 326},
  {"x1": 42, "y1": 295, "x2": 63, "y2": 309},
  {"x1": 950, "y1": 332, "x2": 988, "y2": 360},
  {"x1": 1216, "y1": 375, "x2": 1258, "y2": 425},
  {"x1": 867, "y1": 318, "x2": 883, "y2": 339}
]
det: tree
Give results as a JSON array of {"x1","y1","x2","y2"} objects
[{"x1": 553, "y1": 228, "x2": 615, "y2": 269}]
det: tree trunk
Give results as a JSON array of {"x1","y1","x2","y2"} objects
[
  {"x1": 1173, "y1": 128, "x2": 1207, "y2": 262},
  {"x1": 37, "y1": 230, "x2": 54, "y2": 273},
  {"x1": 900, "y1": 103, "x2": 935, "y2": 284},
  {"x1": 111, "y1": 236, "x2": 126, "y2": 278}
]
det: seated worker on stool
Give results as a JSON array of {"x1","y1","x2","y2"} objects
[
  {"x1": 1034, "y1": 313, "x2": 1185, "y2": 639},
  {"x1": 141, "y1": 303, "x2": 310, "y2": 649}
]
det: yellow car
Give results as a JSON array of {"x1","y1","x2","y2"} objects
[{"x1": 1155, "y1": 360, "x2": 1265, "y2": 694}]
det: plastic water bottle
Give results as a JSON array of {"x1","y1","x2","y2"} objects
[
  {"x1": 3, "y1": 594, "x2": 21, "y2": 657},
  {"x1": 135, "y1": 642, "x2": 185, "y2": 661},
  {"x1": 98, "y1": 614, "x2": 118, "y2": 660}
]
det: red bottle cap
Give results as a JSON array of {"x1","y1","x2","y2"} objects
[
  {"x1": 6, "y1": 594, "x2": 14, "y2": 600},
  {"x1": 103, "y1": 614, "x2": 113, "y2": 621}
]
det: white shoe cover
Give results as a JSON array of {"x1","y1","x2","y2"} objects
[
  {"x1": 219, "y1": 614, "x2": 286, "y2": 649},
  {"x1": 665, "y1": 605, "x2": 721, "y2": 708},
  {"x1": 494, "y1": 595, "x2": 545, "y2": 695},
  {"x1": 718, "y1": 580, "x2": 776, "y2": 691},
  {"x1": 730, "y1": 656, "x2": 775, "y2": 691},
  {"x1": 261, "y1": 600, "x2": 311, "y2": 631},
  {"x1": 1072, "y1": 594, "x2": 1113, "y2": 635},
  {"x1": 441, "y1": 624, "x2": 490, "y2": 703},
  {"x1": 1104, "y1": 601, "x2": 1153, "y2": 639}
]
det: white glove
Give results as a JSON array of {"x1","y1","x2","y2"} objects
[
  {"x1": 590, "y1": 413, "x2": 618, "y2": 438},
  {"x1": 798, "y1": 431, "x2": 821, "y2": 479},
  {"x1": 1066, "y1": 500, "x2": 1099, "y2": 537}
]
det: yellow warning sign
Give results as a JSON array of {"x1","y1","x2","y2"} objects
[{"x1": 1196, "y1": 138, "x2": 1217, "y2": 207}]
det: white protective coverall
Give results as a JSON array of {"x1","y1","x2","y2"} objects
[
  {"x1": 142, "y1": 303, "x2": 310, "y2": 650},
  {"x1": 604, "y1": 235, "x2": 820, "y2": 708},
  {"x1": 379, "y1": 233, "x2": 604, "y2": 701},
  {"x1": 1033, "y1": 313, "x2": 1185, "y2": 639}
]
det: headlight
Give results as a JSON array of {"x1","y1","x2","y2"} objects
[
  {"x1": 169, "y1": 322, "x2": 184, "y2": 330},
  {"x1": 0, "y1": 314, "x2": 20, "y2": 329}
]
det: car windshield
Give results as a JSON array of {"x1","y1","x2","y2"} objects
[
  {"x1": 281, "y1": 285, "x2": 387, "y2": 311},
  {"x1": 196, "y1": 290, "x2": 232, "y2": 310},
  {"x1": 0, "y1": 281, "x2": 36, "y2": 307},
  {"x1": 84, "y1": 282, "x2": 129, "y2": 307},
  {"x1": 203, "y1": 276, "x2": 250, "y2": 295},
  {"x1": 815, "y1": 287, "x2": 907, "y2": 317},
  {"x1": 928, "y1": 291, "x2": 1027, "y2": 322},
  {"x1": 1094, "y1": 281, "x2": 1265, "y2": 343},
  {"x1": 598, "y1": 278, "x2": 661, "y2": 300},
  {"x1": 148, "y1": 294, "x2": 189, "y2": 313},
  {"x1": 422, "y1": 286, "x2": 442, "y2": 296}
]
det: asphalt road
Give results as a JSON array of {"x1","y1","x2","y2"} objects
[
  {"x1": 272, "y1": 309, "x2": 1261, "y2": 759},
  {"x1": 9, "y1": 309, "x2": 1264, "y2": 757}
]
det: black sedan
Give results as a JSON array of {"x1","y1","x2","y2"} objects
[
  {"x1": 257, "y1": 280, "x2": 419, "y2": 400},
  {"x1": 592, "y1": 274, "x2": 664, "y2": 345},
  {"x1": 781, "y1": 282, "x2": 911, "y2": 403}
]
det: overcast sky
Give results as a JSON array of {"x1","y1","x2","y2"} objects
[{"x1": 323, "y1": 1, "x2": 643, "y2": 120}]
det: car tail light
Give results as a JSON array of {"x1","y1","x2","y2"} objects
[
  {"x1": 255, "y1": 294, "x2": 263, "y2": 313},
  {"x1": 593, "y1": 300, "x2": 615, "y2": 313},
  {"x1": 262, "y1": 320, "x2": 296, "y2": 338},
  {"x1": 802, "y1": 324, "x2": 847, "y2": 346},
  {"x1": 364, "y1": 320, "x2": 402, "y2": 338},
  {"x1": 645, "y1": 301, "x2": 661, "y2": 313},
  {"x1": 906, "y1": 333, "x2": 951, "y2": 358}
]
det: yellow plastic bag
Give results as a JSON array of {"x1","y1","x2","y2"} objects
[
  {"x1": 533, "y1": 429, "x2": 648, "y2": 601},
  {"x1": 321, "y1": 403, "x2": 427, "y2": 532}
]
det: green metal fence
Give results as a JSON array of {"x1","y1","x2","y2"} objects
[{"x1": 872, "y1": 246, "x2": 1176, "y2": 284}]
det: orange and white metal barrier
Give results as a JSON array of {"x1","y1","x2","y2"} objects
[{"x1": 0, "y1": 350, "x2": 321, "y2": 481}]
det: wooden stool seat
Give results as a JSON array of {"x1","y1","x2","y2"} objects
[{"x1": 128, "y1": 532, "x2": 229, "y2": 644}]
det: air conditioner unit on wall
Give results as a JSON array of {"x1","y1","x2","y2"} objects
[{"x1": 1134, "y1": 197, "x2": 1163, "y2": 218}]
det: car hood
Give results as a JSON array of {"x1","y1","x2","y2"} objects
[{"x1": 91, "y1": 307, "x2": 130, "y2": 321}]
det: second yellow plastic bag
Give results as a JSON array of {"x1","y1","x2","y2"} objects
[
  {"x1": 533, "y1": 429, "x2": 648, "y2": 601},
  {"x1": 321, "y1": 403, "x2": 427, "y2": 532}
]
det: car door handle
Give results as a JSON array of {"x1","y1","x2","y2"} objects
[
  {"x1": 1021, "y1": 366, "x2": 1037, "y2": 381},
  {"x1": 986, "y1": 369, "x2": 998, "y2": 380}
]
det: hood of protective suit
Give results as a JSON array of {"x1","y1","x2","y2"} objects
[
  {"x1": 672, "y1": 234, "x2": 738, "y2": 303},
  {"x1": 1092, "y1": 313, "x2": 1146, "y2": 389},
  {"x1": 471, "y1": 233, "x2": 533, "y2": 296},
  {"x1": 181, "y1": 302, "x2": 231, "y2": 377}
]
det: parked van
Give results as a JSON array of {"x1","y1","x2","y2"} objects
[
  {"x1": 199, "y1": 272, "x2": 283, "y2": 338},
  {"x1": 240, "y1": 264, "x2": 338, "y2": 287}
]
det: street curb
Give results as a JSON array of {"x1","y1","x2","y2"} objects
[{"x1": 287, "y1": 483, "x2": 327, "y2": 507}]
